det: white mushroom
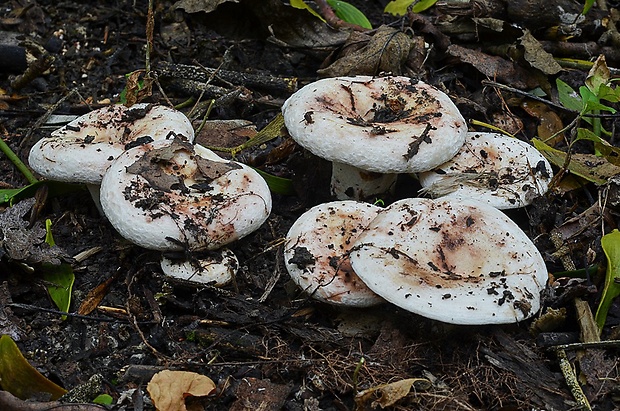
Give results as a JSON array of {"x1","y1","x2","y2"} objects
[
  {"x1": 28, "y1": 103, "x2": 195, "y2": 211},
  {"x1": 418, "y1": 132, "x2": 553, "y2": 209},
  {"x1": 160, "y1": 248, "x2": 238, "y2": 287},
  {"x1": 350, "y1": 197, "x2": 548, "y2": 324},
  {"x1": 99, "y1": 136, "x2": 272, "y2": 252},
  {"x1": 284, "y1": 200, "x2": 384, "y2": 307},
  {"x1": 282, "y1": 75, "x2": 467, "y2": 200},
  {"x1": 28, "y1": 103, "x2": 195, "y2": 185}
]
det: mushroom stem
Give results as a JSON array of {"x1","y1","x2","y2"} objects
[
  {"x1": 86, "y1": 183, "x2": 104, "y2": 215},
  {"x1": 330, "y1": 162, "x2": 397, "y2": 200}
]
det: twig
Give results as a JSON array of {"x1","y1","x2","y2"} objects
[
  {"x1": 550, "y1": 339, "x2": 620, "y2": 351},
  {"x1": 157, "y1": 61, "x2": 298, "y2": 94},
  {"x1": 481, "y1": 80, "x2": 620, "y2": 118},
  {"x1": 555, "y1": 348, "x2": 592, "y2": 411},
  {"x1": 125, "y1": 268, "x2": 167, "y2": 360},
  {"x1": 10, "y1": 54, "x2": 54, "y2": 90},
  {"x1": 20, "y1": 89, "x2": 89, "y2": 151},
  {"x1": 7, "y1": 302, "x2": 143, "y2": 323}
]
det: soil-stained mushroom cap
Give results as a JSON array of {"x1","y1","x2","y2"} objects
[
  {"x1": 99, "y1": 137, "x2": 272, "y2": 251},
  {"x1": 282, "y1": 76, "x2": 467, "y2": 174},
  {"x1": 284, "y1": 200, "x2": 384, "y2": 307},
  {"x1": 350, "y1": 198, "x2": 547, "y2": 324},
  {"x1": 160, "y1": 248, "x2": 239, "y2": 287},
  {"x1": 28, "y1": 103, "x2": 194, "y2": 185},
  {"x1": 418, "y1": 132, "x2": 553, "y2": 209}
]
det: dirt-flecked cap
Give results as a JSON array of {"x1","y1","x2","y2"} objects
[{"x1": 350, "y1": 197, "x2": 547, "y2": 324}]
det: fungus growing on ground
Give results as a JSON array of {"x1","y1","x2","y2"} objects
[
  {"x1": 418, "y1": 132, "x2": 553, "y2": 209},
  {"x1": 99, "y1": 136, "x2": 272, "y2": 252},
  {"x1": 28, "y1": 103, "x2": 195, "y2": 208},
  {"x1": 350, "y1": 197, "x2": 548, "y2": 324},
  {"x1": 284, "y1": 200, "x2": 384, "y2": 307},
  {"x1": 281, "y1": 75, "x2": 467, "y2": 200},
  {"x1": 28, "y1": 103, "x2": 194, "y2": 184},
  {"x1": 160, "y1": 248, "x2": 239, "y2": 287}
]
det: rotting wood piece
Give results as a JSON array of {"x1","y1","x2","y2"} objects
[
  {"x1": 480, "y1": 330, "x2": 571, "y2": 410},
  {"x1": 436, "y1": 0, "x2": 607, "y2": 37},
  {"x1": 157, "y1": 61, "x2": 298, "y2": 94}
]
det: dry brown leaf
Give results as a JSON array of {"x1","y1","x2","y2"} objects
[
  {"x1": 446, "y1": 44, "x2": 535, "y2": 89},
  {"x1": 317, "y1": 25, "x2": 413, "y2": 77},
  {"x1": 147, "y1": 370, "x2": 215, "y2": 411},
  {"x1": 355, "y1": 378, "x2": 431, "y2": 408},
  {"x1": 519, "y1": 30, "x2": 562, "y2": 75},
  {"x1": 521, "y1": 100, "x2": 565, "y2": 146},
  {"x1": 77, "y1": 274, "x2": 117, "y2": 315}
]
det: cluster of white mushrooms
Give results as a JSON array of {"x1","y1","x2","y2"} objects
[
  {"x1": 28, "y1": 103, "x2": 272, "y2": 286},
  {"x1": 282, "y1": 76, "x2": 552, "y2": 325},
  {"x1": 27, "y1": 76, "x2": 552, "y2": 325}
]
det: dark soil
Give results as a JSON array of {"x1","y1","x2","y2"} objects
[{"x1": 1, "y1": 1, "x2": 619, "y2": 410}]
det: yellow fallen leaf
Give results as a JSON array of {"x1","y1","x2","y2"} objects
[
  {"x1": 147, "y1": 370, "x2": 215, "y2": 411},
  {"x1": 0, "y1": 335, "x2": 67, "y2": 400},
  {"x1": 355, "y1": 377, "x2": 431, "y2": 408}
]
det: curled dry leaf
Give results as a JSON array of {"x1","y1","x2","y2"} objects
[
  {"x1": 355, "y1": 378, "x2": 431, "y2": 409},
  {"x1": 317, "y1": 25, "x2": 413, "y2": 77},
  {"x1": 147, "y1": 370, "x2": 215, "y2": 411}
]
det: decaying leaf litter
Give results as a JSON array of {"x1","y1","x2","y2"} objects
[{"x1": 0, "y1": 0, "x2": 619, "y2": 410}]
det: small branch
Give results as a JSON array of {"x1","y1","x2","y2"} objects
[
  {"x1": 549, "y1": 339, "x2": 620, "y2": 351},
  {"x1": 157, "y1": 61, "x2": 298, "y2": 94},
  {"x1": 555, "y1": 348, "x2": 592, "y2": 411},
  {"x1": 481, "y1": 80, "x2": 620, "y2": 118}
]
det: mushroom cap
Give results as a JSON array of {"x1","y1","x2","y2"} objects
[
  {"x1": 160, "y1": 248, "x2": 239, "y2": 287},
  {"x1": 350, "y1": 198, "x2": 547, "y2": 324},
  {"x1": 418, "y1": 132, "x2": 553, "y2": 209},
  {"x1": 282, "y1": 75, "x2": 467, "y2": 173},
  {"x1": 284, "y1": 200, "x2": 384, "y2": 307},
  {"x1": 28, "y1": 103, "x2": 194, "y2": 185},
  {"x1": 99, "y1": 137, "x2": 272, "y2": 251}
]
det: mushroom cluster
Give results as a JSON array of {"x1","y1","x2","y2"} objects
[
  {"x1": 28, "y1": 103, "x2": 195, "y2": 209},
  {"x1": 284, "y1": 197, "x2": 547, "y2": 324},
  {"x1": 28, "y1": 104, "x2": 272, "y2": 286},
  {"x1": 281, "y1": 76, "x2": 551, "y2": 325}
]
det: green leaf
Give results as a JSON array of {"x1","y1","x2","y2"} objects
[
  {"x1": 289, "y1": 0, "x2": 325, "y2": 21},
  {"x1": 93, "y1": 393, "x2": 114, "y2": 405},
  {"x1": 598, "y1": 84, "x2": 620, "y2": 103},
  {"x1": 253, "y1": 168, "x2": 295, "y2": 196},
  {"x1": 384, "y1": 0, "x2": 438, "y2": 15},
  {"x1": 327, "y1": 0, "x2": 372, "y2": 29},
  {"x1": 532, "y1": 138, "x2": 620, "y2": 185},
  {"x1": 41, "y1": 263, "x2": 75, "y2": 320},
  {"x1": 582, "y1": 0, "x2": 595, "y2": 15},
  {"x1": 556, "y1": 78, "x2": 583, "y2": 112},
  {"x1": 596, "y1": 229, "x2": 620, "y2": 330},
  {"x1": 575, "y1": 128, "x2": 620, "y2": 165},
  {"x1": 0, "y1": 335, "x2": 67, "y2": 400},
  {"x1": 45, "y1": 219, "x2": 55, "y2": 247},
  {"x1": 0, "y1": 180, "x2": 84, "y2": 206},
  {"x1": 579, "y1": 86, "x2": 616, "y2": 113}
]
